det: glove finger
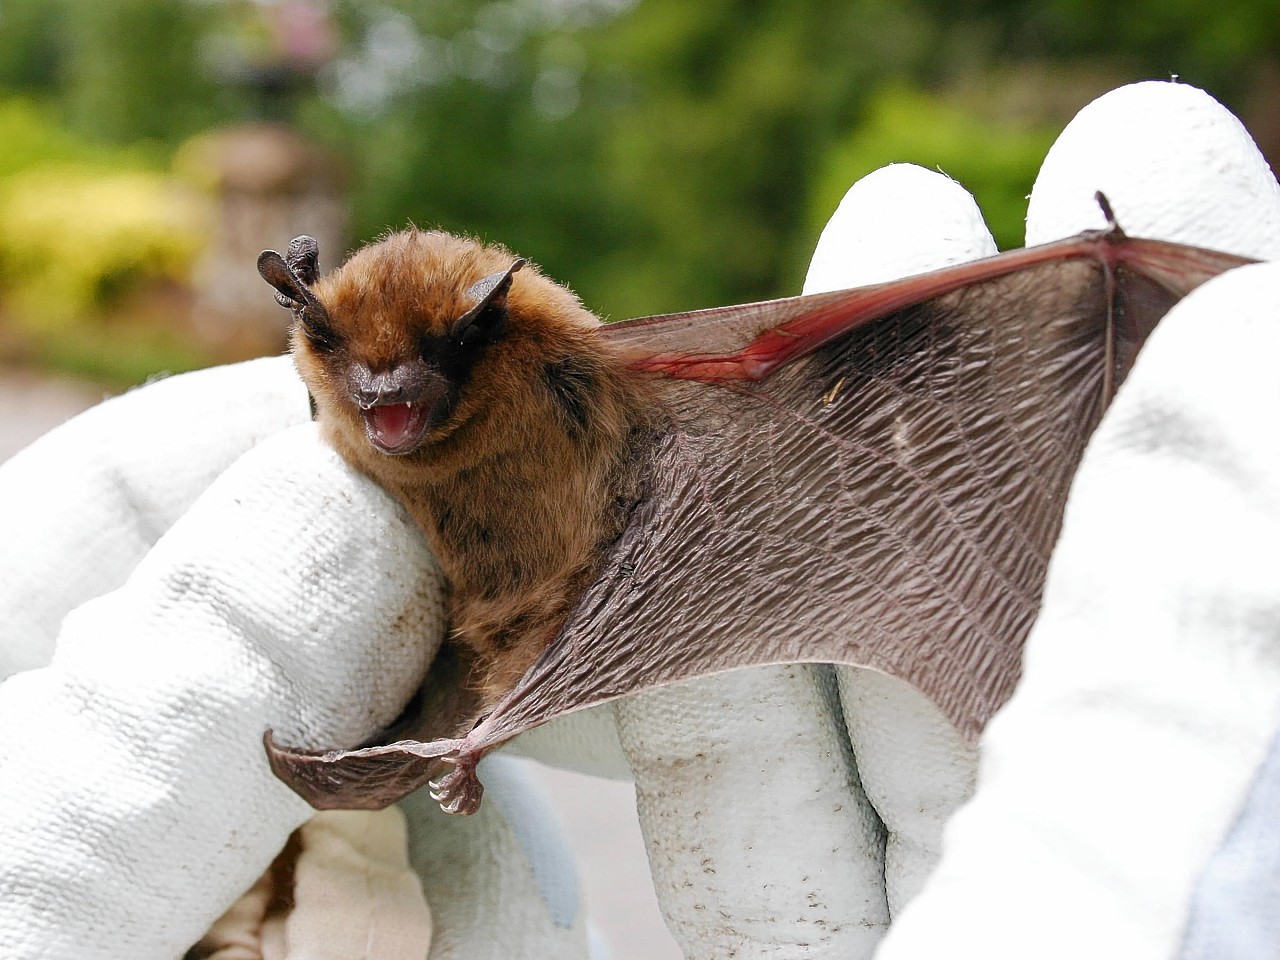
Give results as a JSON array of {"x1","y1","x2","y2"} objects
[
  {"x1": 0, "y1": 356, "x2": 310, "y2": 679},
  {"x1": 0, "y1": 424, "x2": 442, "y2": 960},
  {"x1": 803, "y1": 161, "x2": 996, "y2": 293},
  {"x1": 882, "y1": 253, "x2": 1280, "y2": 960},
  {"x1": 194, "y1": 808, "x2": 432, "y2": 960},
  {"x1": 880, "y1": 82, "x2": 1280, "y2": 958},
  {"x1": 837, "y1": 670, "x2": 976, "y2": 917},
  {"x1": 404, "y1": 755, "x2": 593, "y2": 959},
  {"x1": 1026, "y1": 79, "x2": 1280, "y2": 257},
  {"x1": 814, "y1": 163, "x2": 991, "y2": 919},
  {"x1": 502, "y1": 703, "x2": 634, "y2": 780},
  {"x1": 615, "y1": 665, "x2": 890, "y2": 959},
  {"x1": 615, "y1": 164, "x2": 997, "y2": 959}
]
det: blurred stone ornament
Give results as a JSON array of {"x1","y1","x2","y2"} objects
[{"x1": 178, "y1": 124, "x2": 347, "y2": 357}]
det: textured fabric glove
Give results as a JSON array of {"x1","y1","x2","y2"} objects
[
  {"x1": 613, "y1": 79, "x2": 1280, "y2": 959},
  {"x1": 0, "y1": 371, "x2": 589, "y2": 958},
  {"x1": 877, "y1": 82, "x2": 1280, "y2": 960}
]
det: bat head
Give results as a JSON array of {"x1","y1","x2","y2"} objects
[{"x1": 257, "y1": 229, "x2": 603, "y2": 473}]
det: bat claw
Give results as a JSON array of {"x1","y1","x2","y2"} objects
[
  {"x1": 425, "y1": 754, "x2": 484, "y2": 815},
  {"x1": 1093, "y1": 191, "x2": 1125, "y2": 238}
]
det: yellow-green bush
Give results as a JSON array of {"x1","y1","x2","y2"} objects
[
  {"x1": 0, "y1": 98, "x2": 146, "y2": 179},
  {"x1": 0, "y1": 99, "x2": 213, "y2": 383},
  {"x1": 0, "y1": 163, "x2": 209, "y2": 329}
]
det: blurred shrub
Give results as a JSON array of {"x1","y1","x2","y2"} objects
[
  {"x1": 808, "y1": 86, "x2": 1061, "y2": 252},
  {"x1": 0, "y1": 98, "x2": 152, "y2": 178},
  {"x1": 0, "y1": 98, "x2": 214, "y2": 384},
  {"x1": 0, "y1": 164, "x2": 208, "y2": 327}
]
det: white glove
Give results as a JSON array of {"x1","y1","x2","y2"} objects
[
  {"x1": 612, "y1": 79, "x2": 1280, "y2": 960},
  {"x1": 0, "y1": 364, "x2": 590, "y2": 957},
  {"x1": 0, "y1": 357, "x2": 311, "y2": 678},
  {"x1": 874, "y1": 83, "x2": 1280, "y2": 960}
]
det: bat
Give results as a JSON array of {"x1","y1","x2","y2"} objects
[
  {"x1": 258, "y1": 198, "x2": 1251, "y2": 815},
  {"x1": 257, "y1": 230, "x2": 657, "y2": 709}
]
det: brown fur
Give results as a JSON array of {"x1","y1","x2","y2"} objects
[{"x1": 290, "y1": 229, "x2": 654, "y2": 705}]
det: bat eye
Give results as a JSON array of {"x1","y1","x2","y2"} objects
[
  {"x1": 450, "y1": 259, "x2": 523, "y2": 348},
  {"x1": 300, "y1": 312, "x2": 342, "y2": 352},
  {"x1": 454, "y1": 303, "x2": 507, "y2": 347}
]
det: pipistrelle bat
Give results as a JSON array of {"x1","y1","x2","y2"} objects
[{"x1": 258, "y1": 202, "x2": 1251, "y2": 815}]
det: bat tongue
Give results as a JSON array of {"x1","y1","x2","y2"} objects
[{"x1": 365, "y1": 403, "x2": 428, "y2": 454}]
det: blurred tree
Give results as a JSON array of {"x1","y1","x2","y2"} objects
[
  {"x1": 0, "y1": 0, "x2": 1276, "y2": 368},
  {"x1": 61, "y1": 0, "x2": 230, "y2": 144},
  {"x1": 808, "y1": 86, "x2": 1061, "y2": 251},
  {"x1": 308, "y1": 0, "x2": 930, "y2": 315},
  {"x1": 933, "y1": 0, "x2": 1279, "y2": 100},
  {"x1": 299, "y1": 0, "x2": 1278, "y2": 318},
  {"x1": 0, "y1": 0, "x2": 63, "y2": 92}
]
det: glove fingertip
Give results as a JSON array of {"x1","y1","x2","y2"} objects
[
  {"x1": 803, "y1": 162, "x2": 997, "y2": 295},
  {"x1": 1027, "y1": 80, "x2": 1280, "y2": 258}
]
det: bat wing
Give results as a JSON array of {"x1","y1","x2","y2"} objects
[{"x1": 268, "y1": 222, "x2": 1251, "y2": 812}]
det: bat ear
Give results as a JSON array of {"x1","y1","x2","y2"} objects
[
  {"x1": 257, "y1": 247, "x2": 341, "y2": 351},
  {"x1": 453, "y1": 259, "x2": 526, "y2": 344},
  {"x1": 257, "y1": 249, "x2": 311, "y2": 310},
  {"x1": 286, "y1": 234, "x2": 321, "y2": 286},
  {"x1": 465, "y1": 258, "x2": 525, "y2": 309}
]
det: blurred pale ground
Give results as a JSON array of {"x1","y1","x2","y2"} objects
[{"x1": 0, "y1": 371, "x2": 680, "y2": 960}]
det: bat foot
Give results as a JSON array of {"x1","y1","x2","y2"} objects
[{"x1": 428, "y1": 753, "x2": 484, "y2": 815}]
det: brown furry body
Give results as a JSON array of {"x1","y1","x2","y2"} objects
[{"x1": 288, "y1": 230, "x2": 653, "y2": 703}]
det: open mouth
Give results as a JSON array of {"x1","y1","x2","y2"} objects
[{"x1": 362, "y1": 401, "x2": 432, "y2": 455}]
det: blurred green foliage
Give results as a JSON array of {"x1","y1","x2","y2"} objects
[
  {"x1": 809, "y1": 86, "x2": 1061, "y2": 250},
  {"x1": 0, "y1": 97, "x2": 213, "y2": 384},
  {"x1": 0, "y1": 0, "x2": 1275, "y2": 384},
  {"x1": 0, "y1": 163, "x2": 207, "y2": 325},
  {"x1": 0, "y1": 99, "x2": 142, "y2": 177}
]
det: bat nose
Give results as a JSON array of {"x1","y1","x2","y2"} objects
[
  {"x1": 354, "y1": 370, "x2": 409, "y2": 409},
  {"x1": 349, "y1": 361, "x2": 450, "y2": 414}
]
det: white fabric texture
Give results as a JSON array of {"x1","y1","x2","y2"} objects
[
  {"x1": 403, "y1": 755, "x2": 590, "y2": 960},
  {"x1": 615, "y1": 666, "x2": 891, "y2": 957},
  {"x1": 0, "y1": 424, "x2": 444, "y2": 958},
  {"x1": 197, "y1": 808, "x2": 433, "y2": 960},
  {"x1": 1025, "y1": 81, "x2": 1280, "y2": 258},
  {"x1": 282, "y1": 809, "x2": 433, "y2": 960},
  {"x1": 878, "y1": 260, "x2": 1280, "y2": 960},
  {"x1": 0, "y1": 411, "x2": 593, "y2": 958},
  {"x1": 612, "y1": 80, "x2": 1280, "y2": 960},
  {"x1": 803, "y1": 161, "x2": 998, "y2": 292},
  {"x1": 0, "y1": 356, "x2": 311, "y2": 678},
  {"x1": 611, "y1": 163, "x2": 998, "y2": 959},
  {"x1": 816, "y1": 162, "x2": 989, "y2": 921}
]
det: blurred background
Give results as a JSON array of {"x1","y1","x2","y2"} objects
[
  {"x1": 0, "y1": 0, "x2": 1276, "y2": 389},
  {"x1": 0, "y1": 1, "x2": 1276, "y2": 957}
]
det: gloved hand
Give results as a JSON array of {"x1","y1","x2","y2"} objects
[
  {"x1": 611, "y1": 78, "x2": 1280, "y2": 960},
  {"x1": 1, "y1": 78, "x2": 1276, "y2": 960},
  {"x1": 874, "y1": 86, "x2": 1280, "y2": 959},
  {"x1": 0, "y1": 376, "x2": 593, "y2": 955}
]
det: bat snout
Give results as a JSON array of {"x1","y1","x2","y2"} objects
[{"x1": 348, "y1": 361, "x2": 452, "y2": 455}]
